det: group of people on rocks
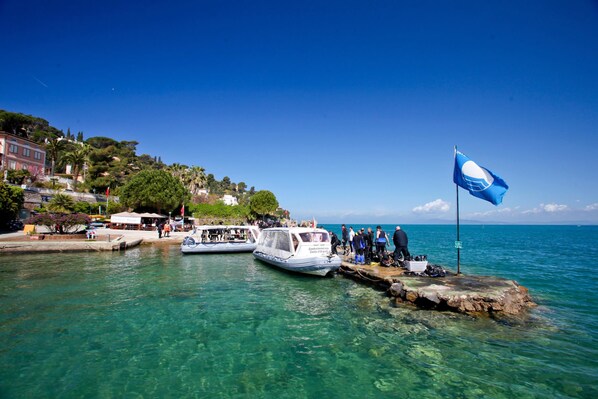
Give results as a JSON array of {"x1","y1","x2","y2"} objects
[{"x1": 333, "y1": 224, "x2": 410, "y2": 265}]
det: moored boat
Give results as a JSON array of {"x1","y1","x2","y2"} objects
[
  {"x1": 253, "y1": 227, "x2": 341, "y2": 276},
  {"x1": 181, "y1": 225, "x2": 260, "y2": 254}
]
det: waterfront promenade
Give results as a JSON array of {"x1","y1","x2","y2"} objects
[{"x1": 0, "y1": 227, "x2": 187, "y2": 253}]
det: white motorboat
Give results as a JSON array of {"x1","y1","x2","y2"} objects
[
  {"x1": 253, "y1": 227, "x2": 341, "y2": 276},
  {"x1": 181, "y1": 225, "x2": 260, "y2": 254}
]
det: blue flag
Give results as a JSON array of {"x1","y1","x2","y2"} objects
[{"x1": 453, "y1": 150, "x2": 509, "y2": 205}]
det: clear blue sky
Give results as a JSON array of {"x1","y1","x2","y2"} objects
[{"x1": 1, "y1": 0, "x2": 597, "y2": 224}]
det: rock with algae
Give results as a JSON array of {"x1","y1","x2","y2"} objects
[{"x1": 389, "y1": 274, "x2": 535, "y2": 316}]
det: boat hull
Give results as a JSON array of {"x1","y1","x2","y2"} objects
[
  {"x1": 181, "y1": 240, "x2": 257, "y2": 254},
  {"x1": 253, "y1": 251, "x2": 341, "y2": 276}
]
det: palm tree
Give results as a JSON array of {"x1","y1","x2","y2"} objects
[
  {"x1": 186, "y1": 166, "x2": 207, "y2": 195},
  {"x1": 167, "y1": 163, "x2": 187, "y2": 179},
  {"x1": 166, "y1": 164, "x2": 207, "y2": 196},
  {"x1": 63, "y1": 144, "x2": 91, "y2": 190},
  {"x1": 45, "y1": 137, "x2": 64, "y2": 177},
  {"x1": 47, "y1": 193, "x2": 75, "y2": 213}
]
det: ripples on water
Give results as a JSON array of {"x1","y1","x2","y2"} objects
[{"x1": 1, "y1": 225, "x2": 597, "y2": 398}]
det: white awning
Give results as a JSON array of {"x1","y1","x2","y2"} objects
[{"x1": 110, "y1": 212, "x2": 141, "y2": 224}]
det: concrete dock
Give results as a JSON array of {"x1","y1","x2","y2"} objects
[
  {"x1": 0, "y1": 237, "x2": 143, "y2": 253},
  {"x1": 0, "y1": 227, "x2": 186, "y2": 254}
]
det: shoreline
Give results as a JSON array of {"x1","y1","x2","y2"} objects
[{"x1": 0, "y1": 227, "x2": 187, "y2": 253}]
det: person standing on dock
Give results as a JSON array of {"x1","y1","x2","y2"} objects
[
  {"x1": 157, "y1": 223, "x2": 163, "y2": 239},
  {"x1": 329, "y1": 231, "x2": 340, "y2": 254},
  {"x1": 375, "y1": 226, "x2": 388, "y2": 257},
  {"x1": 349, "y1": 226, "x2": 355, "y2": 253},
  {"x1": 353, "y1": 230, "x2": 366, "y2": 264},
  {"x1": 341, "y1": 225, "x2": 349, "y2": 254},
  {"x1": 364, "y1": 227, "x2": 374, "y2": 264},
  {"x1": 393, "y1": 226, "x2": 411, "y2": 262}
]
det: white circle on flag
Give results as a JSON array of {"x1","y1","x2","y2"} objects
[{"x1": 462, "y1": 160, "x2": 494, "y2": 191}]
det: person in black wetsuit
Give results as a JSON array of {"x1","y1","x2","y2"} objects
[
  {"x1": 364, "y1": 227, "x2": 374, "y2": 262},
  {"x1": 392, "y1": 225, "x2": 411, "y2": 261},
  {"x1": 329, "y1": 231, "x2": 340, "y2": 254},
  {"x1": 361, "y1": 228, "x2": 372, "y2": 264}
]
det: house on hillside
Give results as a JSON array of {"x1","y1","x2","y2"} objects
[
  {"x1": 0, "y1": 131, "x2": 46, "y2": 180},
  {"x1": 222, "y1": 194, "x2": 238, "y2": 206}
]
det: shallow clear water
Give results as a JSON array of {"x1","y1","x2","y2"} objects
[{"x1": 1, "y1": 225, "x2": 597, "y2": 398}]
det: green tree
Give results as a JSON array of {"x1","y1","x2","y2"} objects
[
  {"x1": 0, "y1": 111, "x2": 32, "y2": 136},
  {"x1": 6, "y1": 169, "x2": 30, "y2": 185},
  {"x1": 1, "y1": 110, "x2": 62, "y2": 143},
  {"x1": 206, "y1": 174, "x2": 217, "y2": 194},
  {"x1": 190, "y1": 202, "x2": 249, "y2": 219},
  {"x1": 73, "y1": 201, "x2": 93, "y2": 214},
  {"x1": 0, "y1": 181, "x2": 24, "y2": 227},
  {"x1": 119, "y1": 170, "x2": 188, "y2": 213},
  {"x1": 107, "y1": 200, "x2": 126, "y2": 215},
  {"x1": 48, "y1": 193, "x2": 75, "y2": 213},
  {"x1": 86, "y1": 136, "x2": 119, "y2": 149},
  {"x1": 249, "y1": 190, "x2": 279, "y2": 219},
  {"x1": 221, "y1": 176, "x2": 231, "y2": 192}
]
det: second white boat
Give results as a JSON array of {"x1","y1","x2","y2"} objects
[{"x1": 181, "y1": 225, "x2": 260, "y2": 254}]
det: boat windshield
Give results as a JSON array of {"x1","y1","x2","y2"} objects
[{"x1": 298, "y1": 232, "x2": 329, "y2": 243}]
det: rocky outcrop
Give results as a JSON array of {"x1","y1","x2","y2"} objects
[
  {"x1": 340, "y1": 262, "x2": 536, "y2": 317},
  {"x1": 389, "y1": 274, "x2": 535, "y2": 316}
]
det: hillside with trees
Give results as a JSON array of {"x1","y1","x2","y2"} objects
[{"x1": 0, "y1": 109, "x2": 288, "y2": 223}]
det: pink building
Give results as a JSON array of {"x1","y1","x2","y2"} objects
[{"x1": 0, "y1": 131, "x2": 46, "y2": 178}]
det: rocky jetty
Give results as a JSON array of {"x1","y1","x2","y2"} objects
[{"x1": 339, "y1": 262, "x2": 535, "y2": 317}]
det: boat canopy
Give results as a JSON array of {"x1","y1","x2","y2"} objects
[{"x1": 259, "y1": 229, "x2": 293, "y2": 258}]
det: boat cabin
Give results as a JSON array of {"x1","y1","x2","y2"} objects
[
  {"x1": 257, "y1": 228, "x2": 332, "y2": 257},
  {"x1": 195, "y1": 225, "x2": 260, "y2": 243}
]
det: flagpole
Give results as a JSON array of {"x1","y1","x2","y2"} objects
[
  {"x1": 456, "y1": 178, "x2": 461, "y2": 275},
  {"x1": 455, "y1": 146, "x2": 461, "y2": 275}
]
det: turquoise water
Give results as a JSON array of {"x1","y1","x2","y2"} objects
[{"x1": 1, "y1": 225, "x2": 597, "y2": 398}]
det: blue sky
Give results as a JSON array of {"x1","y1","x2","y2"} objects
[{"x1": 1, "y1": 0, "x2": 597, "y2": 224}]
